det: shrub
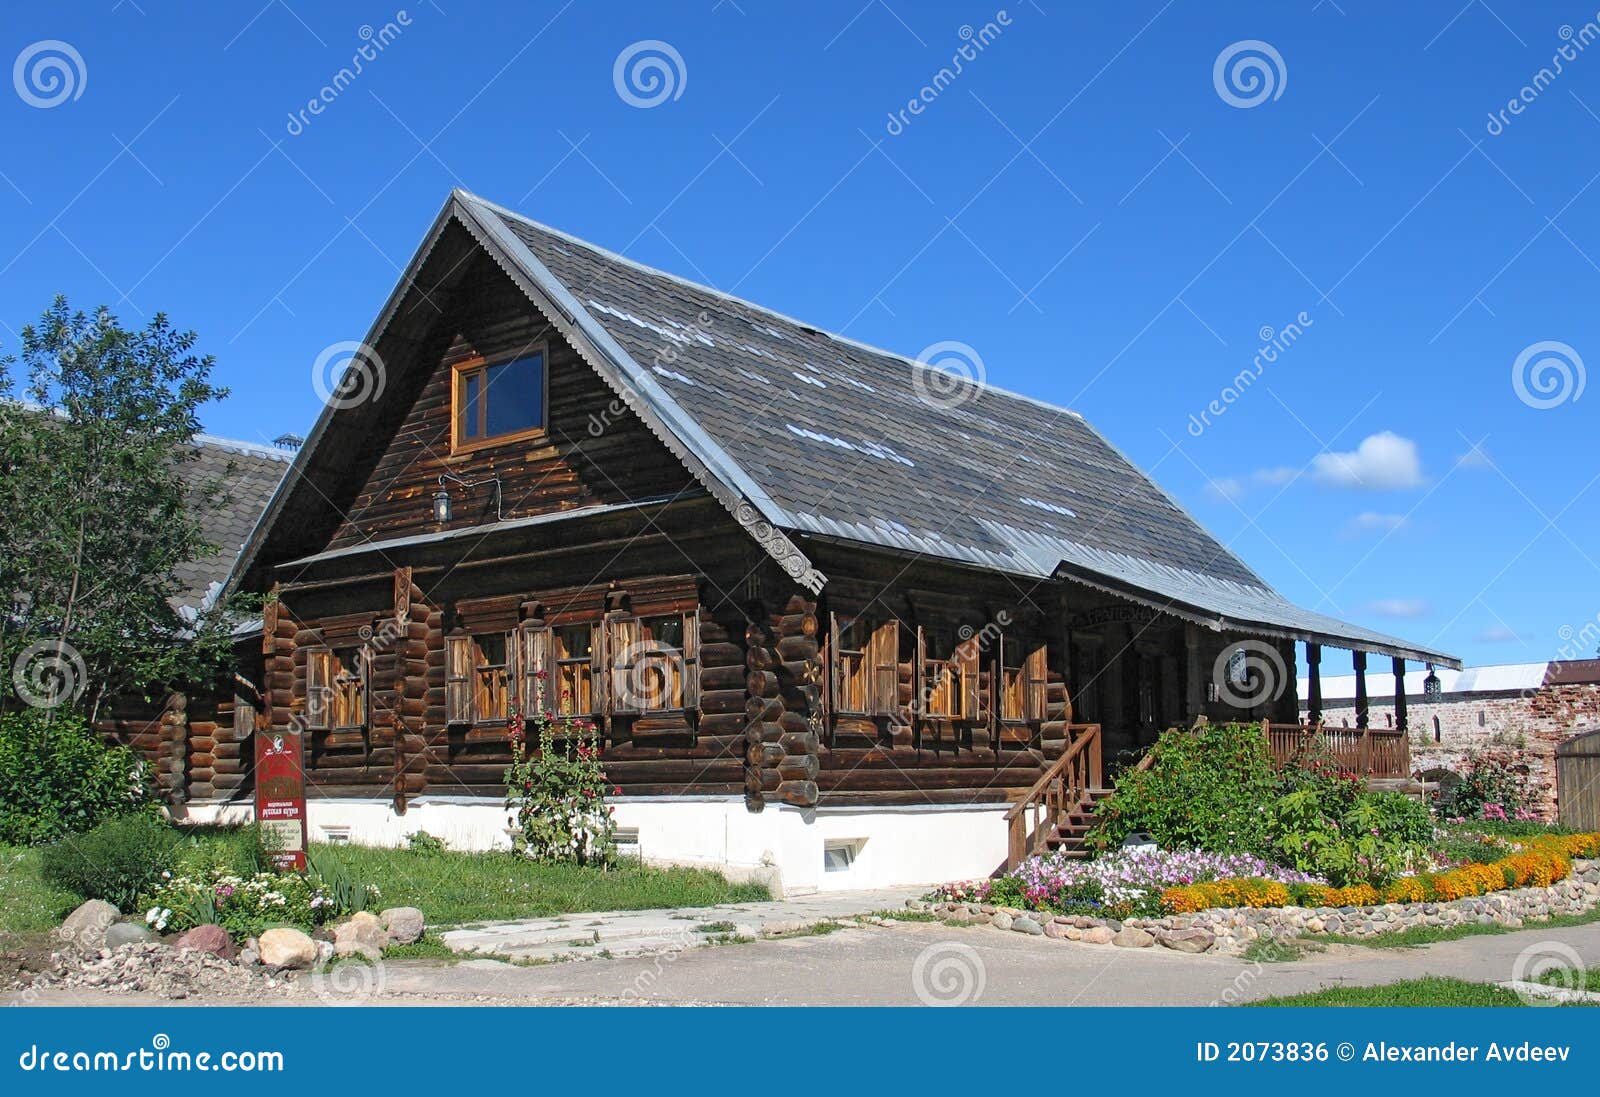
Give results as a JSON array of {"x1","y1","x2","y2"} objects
[
  {"x1": 504, "y1": 704, "x2": 617, "y2": 867},
  {"x1": 0, "y1": 708, "x2": 154, "y2": 845},
  {"x1": 1087, "y1": 722, "x2": 1279, "y2": 855},
  {"x1": 39, "y1": 813, "x2": 180, "y2": 911},
  {"x1": 1434, "y1": 746, "x2": 1536, "y2": 820}
]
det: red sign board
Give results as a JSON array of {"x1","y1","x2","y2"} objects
[{"x1": 254, "y1": 729, "x2": 309, "y2": 871}]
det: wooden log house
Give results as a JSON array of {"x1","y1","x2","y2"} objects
[{"x1": 195, "y1": 190, "x2": 1457, "y2": 890}]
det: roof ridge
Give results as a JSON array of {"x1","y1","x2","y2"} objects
[
  {"x1": 454, "y1": 188, "x2": 1085, "y2": 422},
  {"x1": 192, "y1": 432, "x2": 296, "y2": 462}
]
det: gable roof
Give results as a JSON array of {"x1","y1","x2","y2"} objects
[
  {"x1": 230, "y1": 189, "x2": 1457, "y2": 667},
  {"x1": 176, "y1": 434, "x2": 292, "y2": 611}
]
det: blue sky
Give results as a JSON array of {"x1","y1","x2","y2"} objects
[{"x1": 1, "y1": 0, "x2": 1596, "y2": 668}]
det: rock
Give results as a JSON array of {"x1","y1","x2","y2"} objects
[
  {"x1": 1043, "y1": 921, "x2": 1070, "y2": 940},
  {"x1": 1112, "y1": 927, "x2": 1156, "y2": 948},
  {"x1": 105, "y1": 922, "x2": 157, "y2": 948},
  {"x1": 1157, "y1": 928, "x2": 1216, "y2": 954},
  {"x1": 1082, "y1": 925, "x2": 1116, "y2": 944},
  {"x1": 1012, "y1": 915, "x2": 1043, "y2": 936},
  {"x1": 238, "y1": 948, "x2": 259, "y2": 966},
  {"x1": 57, "y1": 900, "x2": 119, "y2": 952},
  {"x1": 316, "y1": 940, "x2": 334, "y2": 963},
  {"x1": 990, "y1": 912, "x2": 1014, "y2": 931},
  {"x1": 1064, "y1": 927, "x2": 1084, "y2": 940},
  {"x1": 333, "y1": 911, "x2": 389, "y2": 960},
  {"x1": 380, "y1": 907, "x2": 425, "y2": 945},
  {"x1": 258, "y1": 927, "x2": 317, "y2": 968},
  {"x1": 905, "y1": 899, "x2": 926, "y2": 911},
  {"x1": 173, "y1": 924, "x2": 235, "y2": 960}
]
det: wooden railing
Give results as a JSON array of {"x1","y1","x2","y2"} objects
[
  {"x1": 1262, "y1": 721, "x2": 1411, "y2": 780},
  {"x1": 1004, "y1": 723, "x2": 1102, "y2": 871}
]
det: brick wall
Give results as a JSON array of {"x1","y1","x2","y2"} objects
[{"x1": 1309, "y1": 683, "x2": 1600, "y2": 820}]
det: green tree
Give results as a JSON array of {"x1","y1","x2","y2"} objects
[{"x1": 0, "y1": 296, "x2": 240, "y2": 722}]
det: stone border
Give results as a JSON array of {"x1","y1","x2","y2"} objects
[{"x1": 905, "y1": 859, "x2": 1600, "y2": 954}]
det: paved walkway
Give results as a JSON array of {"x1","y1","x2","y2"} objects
[
  {"x1": 440, "y1": 887, "x2": 924, "y2": 963},
  {"x1": 16, "y1": 916, "x2": 1600, "y2": 1007}
]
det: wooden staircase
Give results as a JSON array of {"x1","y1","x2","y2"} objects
[{"x1": 1004, "y1": 723, "x2": 1106, "y2": 870}]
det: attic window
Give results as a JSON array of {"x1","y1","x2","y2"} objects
[{"x1": 453, "y1": 347, "x2": 547, "y2": 451}]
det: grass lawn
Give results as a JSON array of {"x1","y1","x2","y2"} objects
[
  {"x1": 1246, "y1": 977, "x2": 1557, "y2": 1007},
  {"x1": 0, "y1": 845, "x2": 81, "y2": 937},
  {"x1": 306, "y1": 842, "x2": 769, "y2": 926},
  {"x1": 1539, "y1": 967, "x2": 1600, "y2": 992}
]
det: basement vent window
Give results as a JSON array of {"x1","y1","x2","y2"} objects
[
  {"x1": 823, "y1": 840, "x2": 864, "y2": 873},
  {"x1": 614, "y1": 827, "x2": 642, "y2": 860},
  {"x1": 320, "y1": 826, "x2": 352, "y2": 845}
]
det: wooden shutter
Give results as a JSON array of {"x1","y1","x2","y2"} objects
[
  {"x1": 914, "y1": 625, "x2": 927, "y2": 720},
  {"x1": 304, "y1": 648, "x2": 330, "y2": 731},
  {"x1": 958, "y1": 638, "x2": 980, "y2": 721},
  {"x1": 445, "y1": 635, "x2": 472, "y2": 725},
  {"x1": 608, "y1": 615, "x2": 643, "y2": 714},
  {"x1": 681, "y1": 612, "x2": 700, "y2": 711},
  {"x1": 868, "y1": 620, "x2": 899, "y2": 717},
  {"x1": 1024, "y1": 643, "x2": 1049, "y2": 723},
  {"x1": 828, "y1": 613, "x2": 845, "y2": 716},
  {"x1": 503, "y1": 630, "x2": 520, "y2": 720},
  {"x1": 520, "y1": 624, "x2": 550, "y2": 715}
]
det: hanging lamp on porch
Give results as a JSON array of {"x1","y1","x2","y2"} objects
[{"x1": 1422, "y1": 663, "x2": 1441, "y2": 702}]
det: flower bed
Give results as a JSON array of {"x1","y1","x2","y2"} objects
[
  {"x1": 929, "y1": 848, "x2": 1323, "y2": 919},
  {"x1": 1160, "y1": 833, "x2": 1600, "y2": 914}
]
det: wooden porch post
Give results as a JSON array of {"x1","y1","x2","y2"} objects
[
  {"x1": 1353, "y1": 651, "x2": 1369, "y2": 730},
  {"x1": 1392, "y1": 656, "x2": 1408, "y2": 732},
  {"x1": 1306, "y1": 642, "x2": 1322, "y2": 725}
]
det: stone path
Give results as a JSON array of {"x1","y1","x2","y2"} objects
[{"x1": 440, "y1": 887, "x2": 924, "y2": 963}]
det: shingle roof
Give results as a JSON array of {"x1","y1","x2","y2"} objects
[
  {"x1": 173, "y1": 434, "x2": 291, "y2": 611},
  {"x1": 459, "y1": 192, "x2": 1456, "y2": 666},
  {"x1": 229, "y1": 190, "x2": 1457, "y2": 667}
]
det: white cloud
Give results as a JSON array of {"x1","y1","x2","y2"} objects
[
  {"x1": 1341, "y1": 511, "x2": 1407, "y2": 539},
  {"x1": 1312, "y1": 431, "x2": 1424, "y2": 490},
  {"x1": 1474, "y1": 625, "x2": 1519, "y2": 643},
  {"x1": 1366, "y1": 597, "x2": 1429, "y2": 619},
  {"x1": 1205, "y1": 466, "x2": 1299, "y2": 501}
]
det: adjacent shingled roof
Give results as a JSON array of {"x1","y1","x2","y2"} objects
[
  {"x1": 457, "y1": 192, "x2": 1457, "y2": 667},
  {"x1": 173, "y1": 434, "x2": 291, "y2": 611}
]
